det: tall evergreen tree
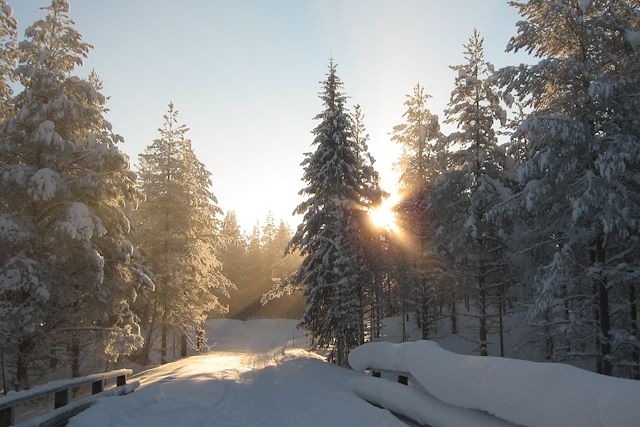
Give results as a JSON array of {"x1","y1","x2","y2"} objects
[
  {"x1": 392, "y1": 83, "x2": 443, "y2": 195},
  {"x1": 0, "y1": 0, "x2": 16, "y2": 117},
  {"x1": 289, "y1": 61, "x2": 381, "y2": 365},
  {"x1": 0, "y1": 0, "x2": 149, "y2": 388},
  {"x1": 218, "y1": 211, "x2": 247, "y2": 296},
  {"x1": 135, "y1": 102, "x2": 232, "y2": 364},
  {"x1": 498, "y1": 0, "x2": 640, "y2": 376},
  {"x1": 431, "y1": 30, "x2": 511, "y2": 356},
  {"x1": 391, "y1": 83, "x2": 445, "y2": 340}
]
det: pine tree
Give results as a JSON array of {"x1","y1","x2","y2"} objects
[
  {"x1": 289, "y1": 60, "x2": 381, "y2": 365},
  {"x1": 219, "y1": 211, "x2": 248, "y2": 296},
  {"x1": 392, "y1": 83, "x2": 443, "y2": 195},
  {"x1": 0, "y1": 0, "x2": 149, "y2": 388},
  {"x1": 498, "y1": 0, "x2": 640, "y2": 376},
  {"x1": 431, "y1": 30, "x2": 511, "y2": 356},
  {"x1": 0, "y1": 0, "x2": 16, "y2": 117},
  {"x1": 390, "y1": 83, "x2": 445, "y2": 340},
  {"x1": 135, "y1": 102, "x2": 232, "y2": 364},
  {"x1": 349, "y1": 103, "x2": 390, "y2": 342}
]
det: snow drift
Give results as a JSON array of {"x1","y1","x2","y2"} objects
[
  {"x1": 350, "y1": 377, "x2": 514, "y2": 427},
  {"x1": 349, "y1": 340, "x2": 640, "y2": 427}
]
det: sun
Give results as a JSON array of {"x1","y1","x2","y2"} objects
[{"x1": 369, "y1": 197, "x2": 399, "y2": 232}]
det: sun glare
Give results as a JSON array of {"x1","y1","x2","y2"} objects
[{"x1": 369, "y1": 197, "x2": 399, "y2": 232}]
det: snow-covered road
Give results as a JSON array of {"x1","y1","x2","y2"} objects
[{"x1": 68, "y1": 320, "x2": 405, "y2": 427}]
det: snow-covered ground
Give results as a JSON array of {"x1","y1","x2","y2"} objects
[
  {"x1": 68, "y1": 319, "x2": 405, "y2": 427},
  {"x1": 350, "y1": 340, "x2": 640, "y2": 427}
]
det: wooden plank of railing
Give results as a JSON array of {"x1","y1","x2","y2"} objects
[
  {"x1": 398, "y1": 374, "x2": 409, "y2": 385},
  {"x1": 0, "y1": 369, "x2": 134, "y2": 427},
  {"x1": 20, "y1": 382, "x2": 139, "y2": 427}
]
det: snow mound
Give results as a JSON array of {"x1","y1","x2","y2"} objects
[
  {"x1": 349, "y1": 340, "x2": 640, "y2": 427},
  {"x1": 350, "y1": 377, "x2": 514, "y2": 427}
]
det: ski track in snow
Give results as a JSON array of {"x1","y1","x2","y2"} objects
[{"x1": 68, "y1": 319, "x2": 405, "y2": 427}]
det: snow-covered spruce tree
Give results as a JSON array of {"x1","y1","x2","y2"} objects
[
  {"x1": 135, "y1": 103, "x2": 232, "y2": 364},
  {"x1": 0, "y1": 0, "x2": 149, "y2": 388},
  {"x1": 390, "y1": 83, "x2": 447, "y2": 339},
  {"x1": 289, "y1": 61, "x2": 382, "y2": 366},
  {"x1": 498, "y1": 0, "x2": 640, "y2": 377},
  {"x1": 430, "y1": 30, "x2": 512, "y2": 356},
  {"x1": 0, "y1": 0, "x2": 16, "y2": 117},
  {"x1": 218, "y1": 211, "x2": 248, "y2": 302},
  {"x1": 349, "y1": 104, "x2": 390, "y2": 341},
  {"x1": 393, "y1": 83, "x2": 443, "y2": 196}
]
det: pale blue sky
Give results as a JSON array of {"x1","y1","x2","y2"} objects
[{"x1": 11, "y1": 1, "x2": 530, "y2": 231}]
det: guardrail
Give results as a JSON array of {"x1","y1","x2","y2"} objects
[{"x1": 0, "y1": 369, "x2": 138, "y2": 427}]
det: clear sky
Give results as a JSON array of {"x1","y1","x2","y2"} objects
[{"x1": 10, "y1": 0, "x2": 530, "y2": 232}]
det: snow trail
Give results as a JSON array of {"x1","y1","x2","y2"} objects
[{"x1": 68, "y1": 319, "x2": 404, "y2": 427}]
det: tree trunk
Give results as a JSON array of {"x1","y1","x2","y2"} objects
[
  {"x1": 595, "y1": 237, "x2": 611, "y2": 376},
  {"x1": 49, "y1": 346, "x2": 57, "y2": 370},
  {"x1": 450, "y1": 286, "x2": 457, "y2": 334},
  {"x1": 1, "y1": 348, "x2": 7, "y2": 395},
  {"x1": 141, "y1": 287, "x2": 162, "y2": 366},
  {"x1": 196, "y1": 328, "x2": 204, "y2": 351},
  {"x1": 70, "y1": 335, "x2": 80, "y2": 378},
  {"x1": 181, "y1": 332, "x2": 188, "y2": 357},
  {"x1": 421, "y1": 288, "x2": 429, "y2": 340},
  {"x1": 479, "y1": 266, "x2": 488, "y2": 356},
  {"x1": 464, "y1": 281, "x2": 470, "y2": 312},
  {"x1": 544, "y1": 311, "x2": 554, "y2": 361},
  {"x1": 161, "y1": 310, "x2": 168, "y2": 365},
  {"x1": 499, "y1": 289, "x2": 505, "y2": 357},
  {"x1": 401, "y1": 281, "x2": 407, "y2": 342},
  {"x1": 336, "y1": 337, "x2": 344, "y2": 367},
  {"x1": 16, "y1": 340, "x2": 30, "y2": 390},
  {"x1": 629, "y1": 283, "x2": 639, "y2": 379},
  {"x1": 141, "y1": 309, "x2": 157, "y2": 366}
]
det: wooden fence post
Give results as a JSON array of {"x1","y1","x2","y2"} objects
[
  {"x1": 54, "y1": 389, "x2": 69, "y2": 409},
  {"x1": 91, "y1": 380, "x2": 103, "y2": 395},
  {"x1": 116, "y1": 375, "x2": 126, "y2": 387},
  {"x1": 0, "y1": 406, "x2": 14, "y2": 427}
]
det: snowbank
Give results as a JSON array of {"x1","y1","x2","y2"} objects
[
  {"x1": 350, "y1": 377, "x2": 514, "y2": 427},
  {"x1": 349, "y1": 340, "x2": 640, "y2": 427}
]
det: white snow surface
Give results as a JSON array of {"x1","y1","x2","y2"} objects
[
  {"x1": 350, "y1": 377, "x2": 514, "y2": 427},
  {"x1": 349, "y1": 340, "x2": 640, "y2": 427},
  {"x1": 68, "y1": 319, "x2": 404, "y2": 427}
]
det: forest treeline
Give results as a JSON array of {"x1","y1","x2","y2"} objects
[
  {"x1": 288, "y1": 1, "x2": 640, "y2": 379},
  {"x1": 1, "y1": 0, "x2": 639, "y2": 392},
  {"x1": 0, "y1": 0, "x2": 302, "y2": 390},
  {"x1": 219, "y1": 211, "x2": 303, "y2": 320}
]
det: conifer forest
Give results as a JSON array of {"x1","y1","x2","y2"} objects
[{"x1": 0, "y1": 2, "x2": 639, "y2": 424}]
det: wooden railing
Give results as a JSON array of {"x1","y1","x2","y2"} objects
[
  {"x1": 0, "y1": 369, "x2": 138, "y2": 427},
  {"x1": 369, "y1": 368, "x2": 409, "y2": 386}
]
